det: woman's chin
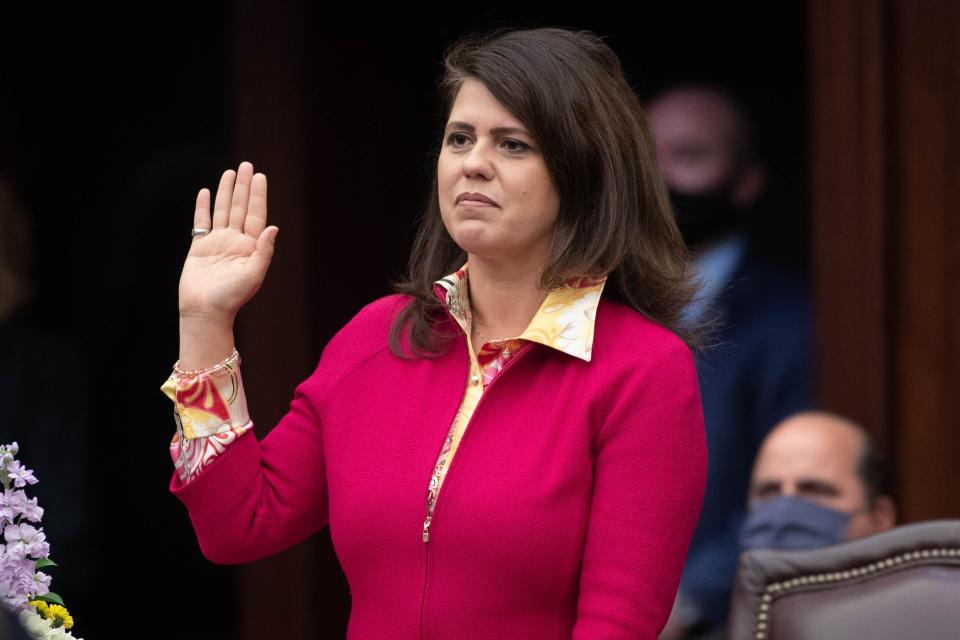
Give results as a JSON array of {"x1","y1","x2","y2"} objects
[{"x1": 450, "y1": 229, "x2": 499, "y2": 256}]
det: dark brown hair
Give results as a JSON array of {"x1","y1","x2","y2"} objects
[
  {"x1": 856, "y1": 431, "x2": 893, "y2": 509},
  {"x1": 389, "y1": 27, "x2": 698, "y2": 358}
]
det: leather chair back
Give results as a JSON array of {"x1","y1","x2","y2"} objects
[{"x1": 727, "y1": 519, "x2": 960, "y2": 639}]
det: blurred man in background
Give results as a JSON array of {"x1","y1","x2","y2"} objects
[
  {"x1": 742, "y1": 410, "x2": 896, "y2": 551},
  {"x1": 648, "y1": 85, "x2": 815, "y2": 638}
]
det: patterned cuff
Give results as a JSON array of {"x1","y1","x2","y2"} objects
[{"x1": 160, "y1": 350, "x2": 254, "y2": 484}]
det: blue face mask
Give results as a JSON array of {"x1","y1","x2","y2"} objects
[{"x1": 740, "y1": 495, "x2": 851, "y2": 551}]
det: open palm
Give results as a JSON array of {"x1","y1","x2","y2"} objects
[{"x1": 179, "y1": 162, "x2": 279, "y2": 321}]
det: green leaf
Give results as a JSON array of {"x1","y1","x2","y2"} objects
[
  {"x1": 33, "y1": 592, "x2": 64, "y2": 606},
  {"x1": 35, "y1": 558, "x2": 57, "y2": 569}
]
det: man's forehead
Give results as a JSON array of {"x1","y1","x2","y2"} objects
[
  {"x1": 650, "y1": 91, "x2": 741, "y2": 138},
  {"x1": 755, "y1": 419, "x2": 864, "y2": 481}
]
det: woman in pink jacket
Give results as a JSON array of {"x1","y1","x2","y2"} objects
[{"x1": 164, "y1": 27, "x2": 707, "y2": 639}]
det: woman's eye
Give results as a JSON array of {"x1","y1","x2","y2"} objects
[
  {"x1": 501, "y1": 139, "x2": 529, "y2": 153},
  {"x1": 446, "y1": 133, "x2": 470, "y2": 147}
]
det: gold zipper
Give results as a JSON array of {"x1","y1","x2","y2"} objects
[{"x1": 420, "y1": 341, "x2": 533, "y2": 545}]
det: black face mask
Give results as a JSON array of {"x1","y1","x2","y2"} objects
[{"x1": 668, "y1": 182, "x2": 742, "y2": 249}]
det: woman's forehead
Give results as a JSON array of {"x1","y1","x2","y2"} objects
[{"x1": 446, "y1": 79, "x2": 528, "y2": 132}]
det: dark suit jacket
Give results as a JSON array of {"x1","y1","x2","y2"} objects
[{"x1": 678, "y1": 248, "x2": 815, "y2": 630}]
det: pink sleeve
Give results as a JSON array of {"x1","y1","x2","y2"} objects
[
  {"x1": 166, "y1": 359, "x2": 331, "y2": 565},
  {"x1": 573, "y1": 340, "x2": 708, "y2": 639},
  {"x1": 164, "y1": 295, "x2": 405, "y2": 566}
]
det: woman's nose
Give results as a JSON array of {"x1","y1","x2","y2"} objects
[{"x1": 461, "y1": 142, "x2": 494, "y2": 180}]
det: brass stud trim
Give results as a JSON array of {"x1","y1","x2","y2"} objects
[{"x1": 750, "y1": 545, "x2": 960, "y2": 640}]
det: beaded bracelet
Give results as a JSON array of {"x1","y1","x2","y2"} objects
[{"x1": 172, "y1": 348, "x2": 241, "y2": 377}]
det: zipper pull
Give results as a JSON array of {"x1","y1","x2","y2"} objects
[{"x1": 423, "y1": 516, "x2": 432, "y2": 543}]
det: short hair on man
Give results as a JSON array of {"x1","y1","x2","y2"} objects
[{"x1": 857, "y1": 433, "x2": 893, "y2": 508}]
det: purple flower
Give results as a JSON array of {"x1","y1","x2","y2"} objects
[
  {"x1": 20, "y1": 497, "x2": 43, "y2": 523},
  {"x1": 4, "y1": 524, "x2": 49, "y2": 559},
  {"x1": 4, "y1": 461, "x2": 37, "y2": 489},
  {"x1": 0, "y1": 443, "x2": 19, "y2": 467},
  {"x1": 0, "y1": 443, "x2": 61, "y2": 615},
  {"x1": 0, "y1": 490, "x2": 44, "y2": 525},
  {"x1": 0, "y1": 546, "x2": 38, "y2": 611},
  {"x1": 1, "y1": 588, "x2": 26, "y2": 610},
  {"x1": 0, "y1": 496, "x2": 18, "y2": 524},
  {"x1": 31, "y1": 570, "x2": 50, "y2": 595}
]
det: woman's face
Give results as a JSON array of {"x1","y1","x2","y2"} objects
[{"x1": 438, "y1": 78, "x2": 560, "y2": 264}]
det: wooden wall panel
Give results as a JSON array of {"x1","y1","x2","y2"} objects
[
  {"x1": 232, "y1": 1, "x2": 327, "y2": 638},
  {"x1": 810, "y1": 0, "x2": 960, "y2": 520},
  {"x1": 888, "y1": 0, "x2": 960, "y2": 521},
  {"x1": 809, "y1": 0, "x2": 892, "y2": 450}
]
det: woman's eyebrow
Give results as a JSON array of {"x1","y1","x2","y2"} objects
[{"x1": 445, "y1": 121, "x2": 531, "y2": 137}]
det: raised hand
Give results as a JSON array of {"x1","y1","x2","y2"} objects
[{"x1": 178, "y1": 162, "x2": 279, "y2": 324}]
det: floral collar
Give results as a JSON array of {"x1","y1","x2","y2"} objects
[{"x1": 432, "y1": 264, "x2": 607, "y2": 362}]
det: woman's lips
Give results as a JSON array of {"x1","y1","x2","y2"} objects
[{"x1": 456, "y1": 192, "x2": 499, "y2": 207}]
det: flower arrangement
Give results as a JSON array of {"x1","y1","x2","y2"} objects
[{"x1": 0, "y1": 443, "x2": 82, "y2": 639}]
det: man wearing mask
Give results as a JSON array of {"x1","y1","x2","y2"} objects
[
  {"x1": 648, "y1": 86, "x2": 814, "y2": 639},
  {"x1": 742, "y1": 411, "x2": 896, "y2": 550}
]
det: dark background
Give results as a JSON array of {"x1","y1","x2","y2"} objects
[{"x1": 2, "y1": 4, "x2": 806, "y2": 637}]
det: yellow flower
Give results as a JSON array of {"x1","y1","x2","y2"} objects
[
  {"x1": 27, "y1": 600, "x2": 49, "y2": 617},
  {"x1": 44, "y1": 604, "x2": 74, "y2": 630}
]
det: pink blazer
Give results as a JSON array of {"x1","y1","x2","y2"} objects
[{"x1": 171, "y1": 294, "x2": 707, "y2": 639}]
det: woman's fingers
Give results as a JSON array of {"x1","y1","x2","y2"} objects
[
  {"x1": 192, "y1": 188, "x2": 212, "y2": 238},
  {"x1": 229, "y1": 162, "x2": 255, "y2": 231},
  {"x1": 212, "y1": 169, "x2": 237, "y2": 229},
  {"x1": 245, "y1": 172, "x2": 268, "y2": 239},
  {"x1": 249, "y1": 225, "x2": 279, "y2": 276}
]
